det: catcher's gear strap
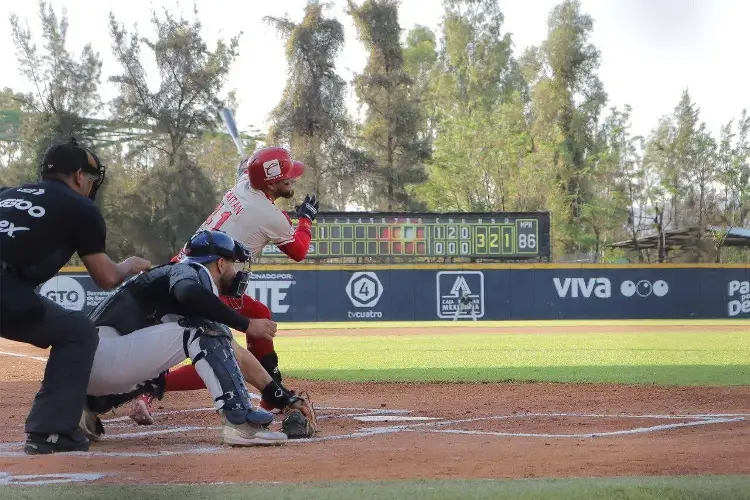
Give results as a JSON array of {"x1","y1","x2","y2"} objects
[
  {"x1": 184, "y1": 322, "x2": 271, "y2": 426},
  {"x1": 86, "y1": 371, "x2": 167, "y2": 414},
  {"x1": 261, "y1": 381, "x2": 298, "y2": 410}
]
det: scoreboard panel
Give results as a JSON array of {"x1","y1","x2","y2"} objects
[{"x1": 260, "y1": 212, "x2": 551, "y2": 260}]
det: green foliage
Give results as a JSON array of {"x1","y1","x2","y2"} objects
[
  {"x1": 265, "y1": 2, "x2": 362, "y2": 209},
  {"x1": 2, "y1": 0, "x2": 750, "y2": 263},
  {"x1": 113, "y1": 155, "x2": 217, "y2": 262},
  {"x1": 108, "y1": 6, "x2": 240, "y2": 166},
  {"x1": 348, "y1": 0, "x2": 430, "y2": 210},
  {"x1": 6, "y1": 0, "x2": 103, "y2": 180}
]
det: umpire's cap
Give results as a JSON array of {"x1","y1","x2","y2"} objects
[
  {"x1": 182, "y1": 230, "x2": 251, "y2": 265},
  {"x1": 41, "y1": 137, "x2": 105, "y2": 177},
  {"x1": 40, "y1": 138, "x2": 106, "y2": 200}
]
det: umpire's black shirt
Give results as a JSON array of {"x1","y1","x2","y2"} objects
[{"x1": 0, "y1": 179, "x2": 106, "y2": 287}]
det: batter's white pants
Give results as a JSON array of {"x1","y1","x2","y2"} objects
[{"x1": 87, "y1": 322, "x2": 189, "y2": 397}]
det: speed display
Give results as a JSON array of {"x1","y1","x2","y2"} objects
[{"x1": 261, "y1": 212, "x2": 551, "y2": 260}]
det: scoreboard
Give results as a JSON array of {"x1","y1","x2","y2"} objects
[{"x1": 261, "y1": 212, "x2": 551, "y2": 260}]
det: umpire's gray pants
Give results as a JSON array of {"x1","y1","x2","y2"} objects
[{"x1": 0, "y1": 295, "x2": 99, "y2": 435}]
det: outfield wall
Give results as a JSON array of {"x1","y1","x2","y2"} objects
[{"x1": 44, "y1": 264, "x2": 750, "y2": 321}]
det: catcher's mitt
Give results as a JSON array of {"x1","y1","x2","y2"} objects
[{"x1": 281, "y1": 392, "x2": 317, "y2": 439}]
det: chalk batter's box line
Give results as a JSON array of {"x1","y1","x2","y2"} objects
[
  {"x1": 290, "y1": 413, "x2": 747, "y2": 443},
  {"x1": 0, "y1": 411, "x2": 745, "y2": 458}
]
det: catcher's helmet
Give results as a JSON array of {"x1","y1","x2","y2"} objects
[
  {"x1": 182, "y1": 230, "x2": 251, "y2": 265},
  {"x1": 247, "y1": 146, "x2": 304, "y2": 190}
]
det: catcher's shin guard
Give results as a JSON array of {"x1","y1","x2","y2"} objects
[{"x1": 182, "y1": 320, "x2": 272, "y2": 426}]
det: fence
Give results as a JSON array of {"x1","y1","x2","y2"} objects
[{"x1": 41, "y1": 264, "x2": 750, "y2": 321}]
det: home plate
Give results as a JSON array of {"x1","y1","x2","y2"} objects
[{"x1": 353, "y1": 416, "x2": 442, "y2": 422}]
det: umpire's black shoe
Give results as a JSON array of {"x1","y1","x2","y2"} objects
[{"x1": 24, "y1": 431, "x2": 90, "y2": 455}]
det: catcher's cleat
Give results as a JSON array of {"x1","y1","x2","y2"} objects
[
  {"x1": 79, "y1": 407, "x2": 105, "y2": 442},
  {"x1": 219, "y1": 410, "x2": 287, "y2": 446},
  {"x1": 129, "y1": 394, "x2": 155, "y2": 425}
]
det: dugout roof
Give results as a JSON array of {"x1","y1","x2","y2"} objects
[{"x1": 610, "y1": 226, "x2": 750, "y2": 251}]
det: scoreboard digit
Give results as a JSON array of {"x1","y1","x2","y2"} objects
[
  {"x1": 516, "y1": 219, "x2": 538, "y2": 254},
  {"x1": 260, "y1": 212, "x2": 551, "y2": 260}
]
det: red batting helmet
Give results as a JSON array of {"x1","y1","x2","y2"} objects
[{"x1": 247, "y1": 146, "x2": 305, "y2": 190}]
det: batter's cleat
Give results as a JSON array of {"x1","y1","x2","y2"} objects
[
  {"x1": 24, "y1": 431, "x2": 90, "y2": 455},
  {"x1": 78, "y1": 408, "x2": 105, "y2": 442},
  {"x1": 129, "y1": 394, "x2": 155, "y2": 425},
  {"x1": 219, "y1": 410, "x2": 287, "y2": 446},
  {"x1": 259, "y1": 398, "x2": 282, "y2": 414}
]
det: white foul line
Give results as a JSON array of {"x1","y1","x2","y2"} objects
[
  {"x1": 0, "y1": 446, "x2": 222, "y2": 459},
  {"x1": 0, "y1": 472, "x2": 106, "y2": 485},
  {"x1": 0, "y1": 350, "x2": 47, "y2": 362},
  {"x1": 105, "y1": 426, "x2": 214, "y2": 439},
  {"x1": 422, "y1": 416, "x2": 746, "y2": 438},
  {"x1": 0, "y1": 405, "x2": 746, "y2": 456}
]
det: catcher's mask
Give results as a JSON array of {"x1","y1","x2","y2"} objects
[
  {"x1": 182, "y1": 230, "x2": 252, "y2": 298},
  {"x1": 228, "y1": 264, "x2": 251, "y2": 299},
  {"x1": 40, "y1": 137, "x2": 106, "y2": 201}
]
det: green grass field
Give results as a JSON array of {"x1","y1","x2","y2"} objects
[
  {"x1": 4, "y1": 320, "x2": 749, "y2": 499},
  {"x1": 7, "y1": 476, "x2": 750, "y2": 500},
  {"x1": 270, "y1": 323, "x2": 750, "y2": 386},
  {"x1": 276, "y1": 333, "x2": 750, "y2": 385}
]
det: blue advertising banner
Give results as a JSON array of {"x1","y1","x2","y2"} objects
[{"x1": 49, "y1": 265, "x2": 750, "y2": 321}]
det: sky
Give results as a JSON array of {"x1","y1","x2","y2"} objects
[{"x1": 0, "y1": 0, "x2": 748, "y2": 141}]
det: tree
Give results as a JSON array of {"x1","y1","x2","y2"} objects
[
  {"x1": 0, "y1": 89, "x2": 27, "y2": 184},
  {"x1": 118, "y1": 155, "x2": 218, "y2": 262},
  {"x1": 578, "y1": 106, "x2": 635, "y2": 261},
  {"x1": 188, "y1": 128, "x2": 263, "y2": 197},
  {"x1": 438, "y1": 0, "x2": 514, "y2": 115},
  {"x1": 265, "y1": 1, "x2": 361, "y2": 209},
  {"x1": 717, "y1": 111, "x2": 750, "y2": 228},
  {"x1": 8, "y1": 0, "x2": 103, "y2": 179},
  {"x1": 417, "y1": 0, "x2": 529, "y2": 214},
  {"x1": 524, "y1": 0, "x2": 608, "y2": 254},
  {"x1": 108, "y1": 6, "x2": 241, "y2": 166},
  {"x1": 348, "y1": 0, "x2": 430, "y2": 211}
]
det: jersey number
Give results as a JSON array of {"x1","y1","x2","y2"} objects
[{"x1": 204, "y1": 205, "x2": 232, "y2": 231}]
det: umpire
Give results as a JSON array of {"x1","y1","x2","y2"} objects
[{"x1": 0, "y1": 138, "x2": 150, "y2": 454}]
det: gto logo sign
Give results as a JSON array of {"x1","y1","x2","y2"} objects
[{"x1": 39, "y1": 276, "x2": 86, "y2": 311}]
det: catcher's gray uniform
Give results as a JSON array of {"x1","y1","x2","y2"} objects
[{"x1": 82, "y1": 260, "x2": 287, "y2": 446}]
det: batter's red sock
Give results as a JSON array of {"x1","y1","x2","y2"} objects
[
  {"x1": 164, "y1": 365, "x2": 206, "y2": 392},
  {"x1": 248, "y1": 337, "x2": 275, "y2": 360}
]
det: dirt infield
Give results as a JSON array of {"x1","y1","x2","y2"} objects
[{"x1": 0, "y1": 328, "x2": 748, "y2": 486}]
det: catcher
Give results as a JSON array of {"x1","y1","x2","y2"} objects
[
  {"x1": 80, "y1": 230, "x2": 314, "y2": 445},
  {"x1": 126, "y1": 146, "x2": 318, "y2": 438}
]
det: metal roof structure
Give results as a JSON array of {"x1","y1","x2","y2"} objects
[{"x1": 611, "y1": 226, "x2": 750, "y2": 250}]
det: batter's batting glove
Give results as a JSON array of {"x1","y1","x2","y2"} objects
[{"x1": 295, "y1": 194, "x2": 319, "y2": 222}]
